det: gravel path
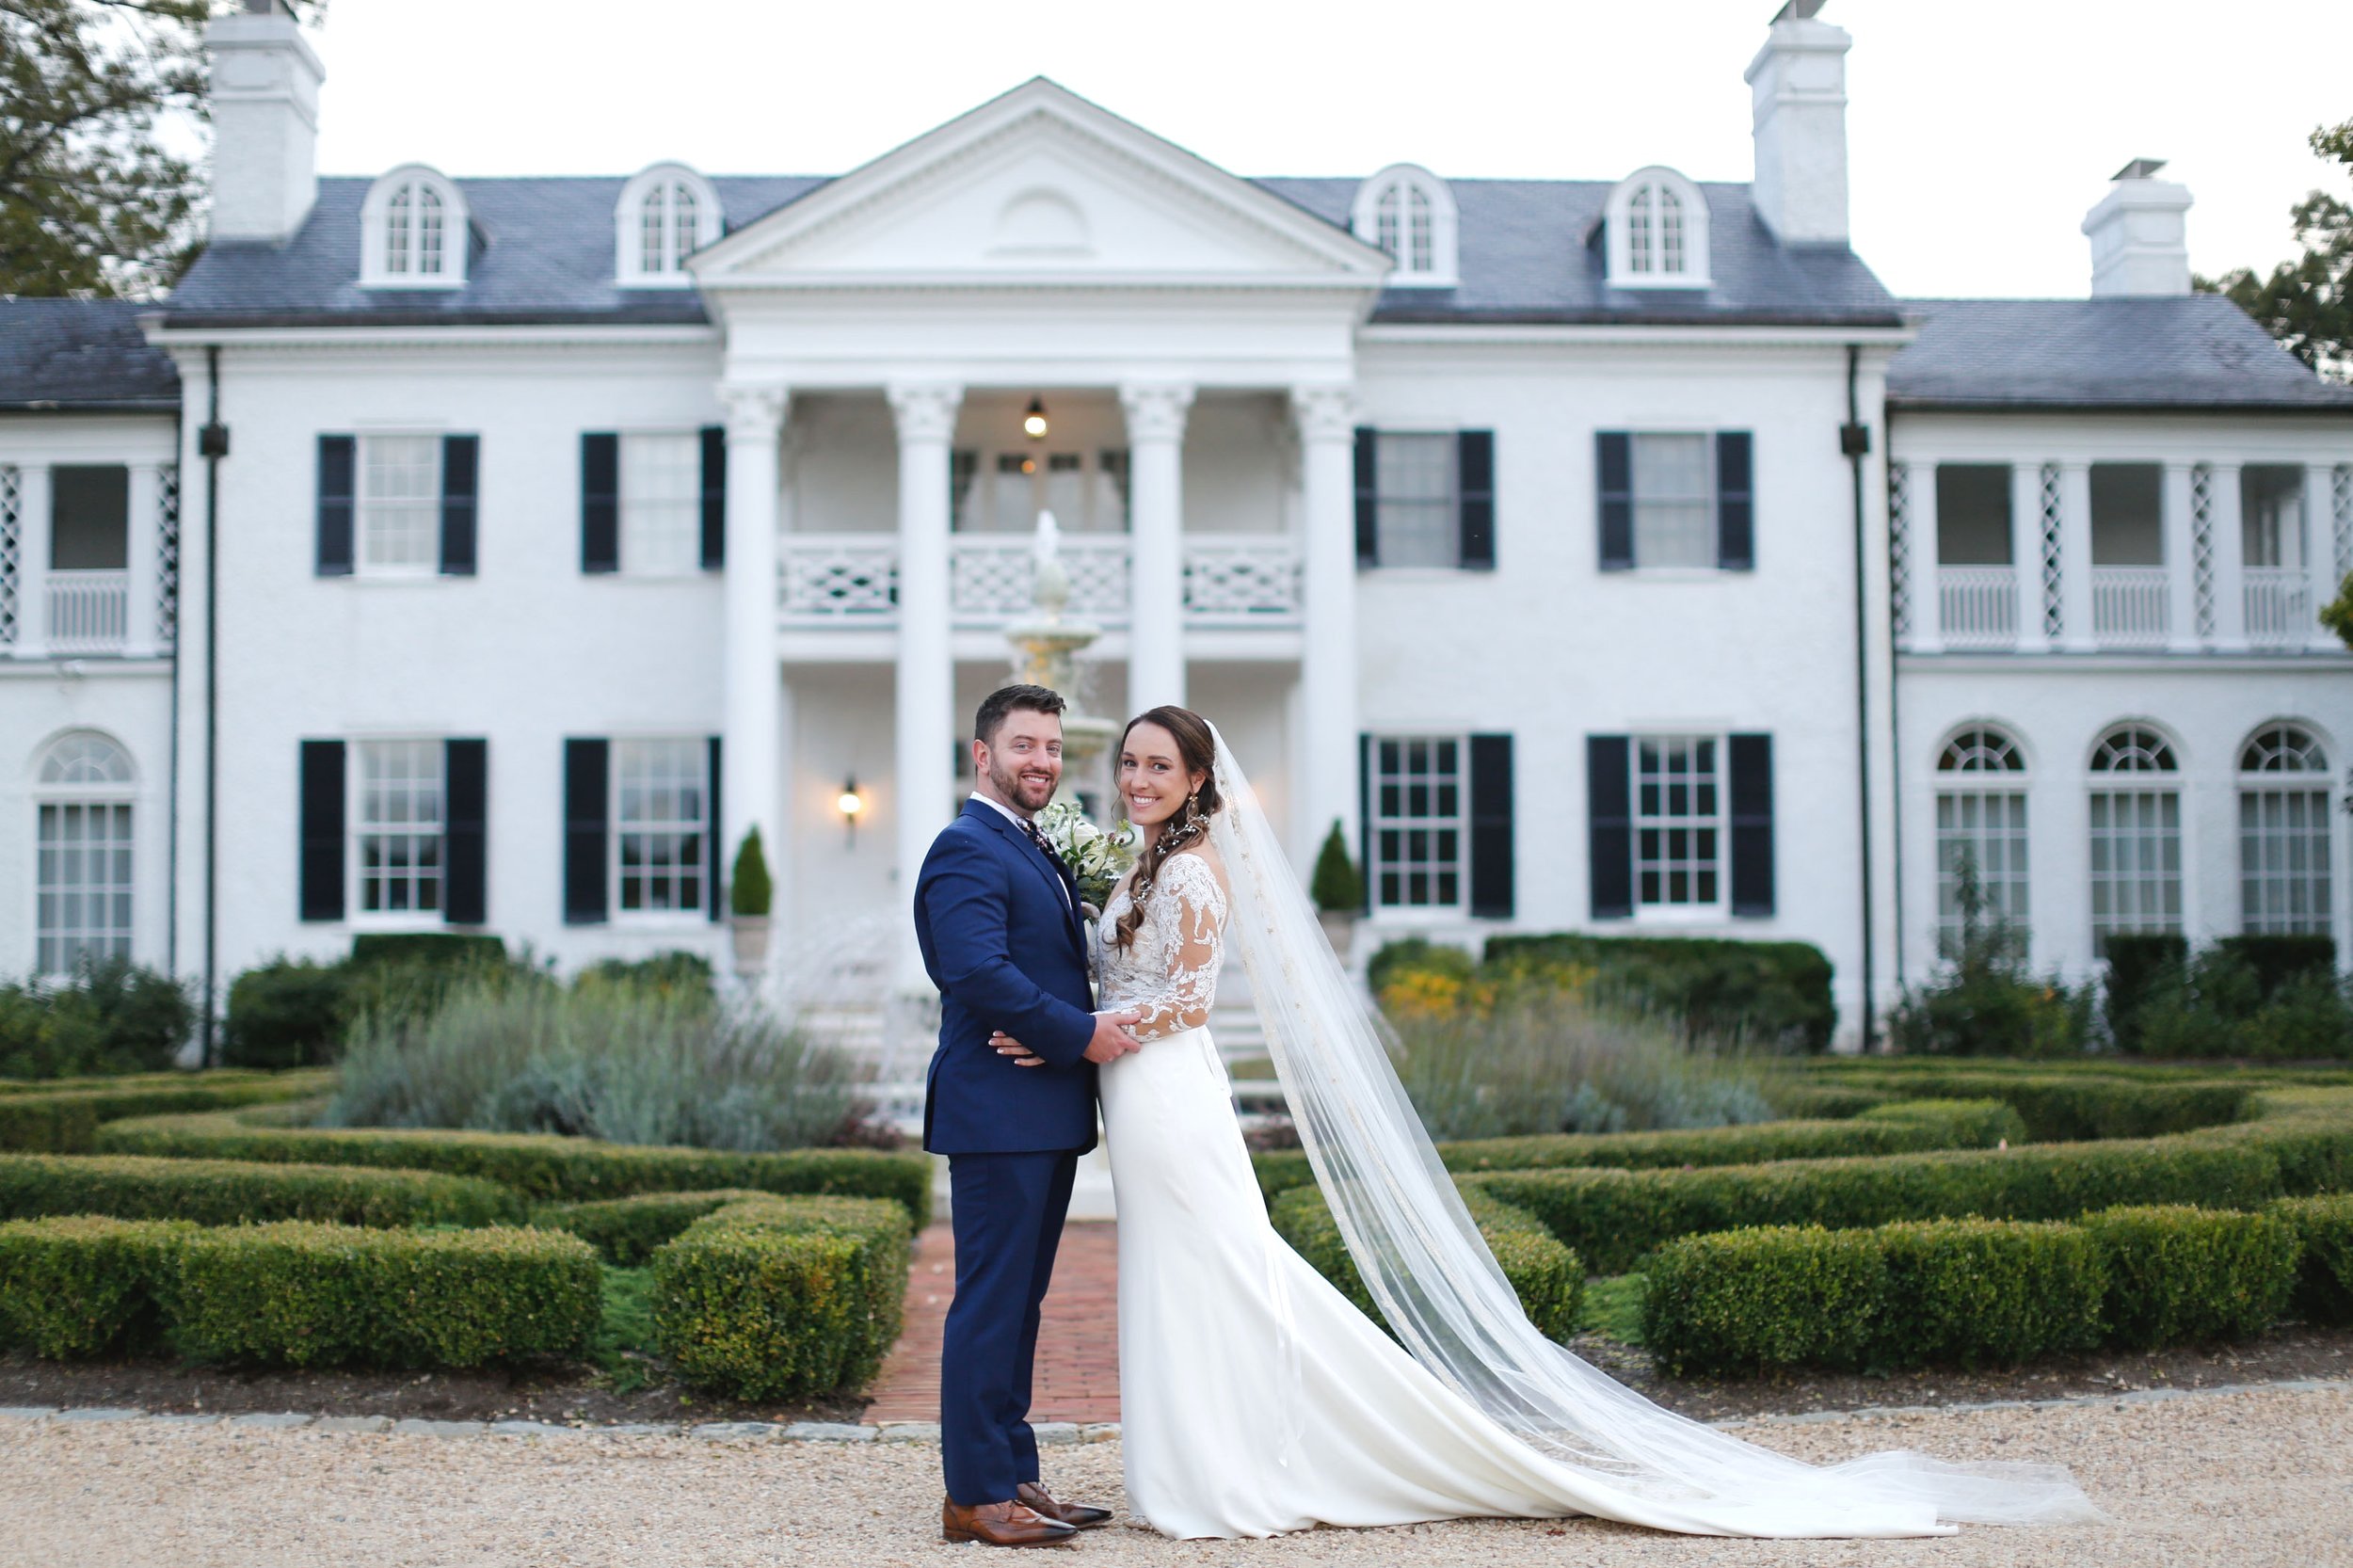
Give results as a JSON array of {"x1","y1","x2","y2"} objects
[{"x1": 2, "y1": 1384, "x2": 2345, "y2": 1567}]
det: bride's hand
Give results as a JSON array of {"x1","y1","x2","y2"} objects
[{"x1": 990, "y1": 1030, "x2": 1047, "y2": 1068}]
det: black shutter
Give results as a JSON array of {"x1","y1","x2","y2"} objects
[
  {"x1": 443, "y1": 738, "x2": 488, "y2": 924},
  {"x1": 563, "y1": 738, "x2": 610, "y2": 923},
  {"x1": 1457, "y1": 429, "x2": 1496, "y2": 570},
  {"x1": 1716, "y1": 431, "x2": 1754, "y2": 571},
  {"x1": 1467, "y1": 733, "x2": 1513, "y2": 918},
  {"x1": 439, "y1": 435, "x2": 478, "y2": 576},
  {"x1": 699, "y1": 425, "x2": 727, "y2": 570},
  {"x1": 706, "y1": 734, "x2": 725, "y2": 922},
  {"x1": 297, "y1": 740, "x2": 345, "y2": 921},
  {"x1": 1357, "y1": 732, "x2": 1373, "y2": 915},
  {"x1": 1353, "y1": 426, "x2": 1379, "y2": 567},
  {"x1": 1729, "y1": 732, "x2": 1775, "y2": 917},
  {"x1": 315, "y1": 436, "x2": 355, "y2": 577},
  {"x1": 1587, "y1": 734, "x2": 1633, "y2": 920},
  {"x1": 1596, "y1": 431, "x2": 1633, "y2": 572},
  {"x1": 581, "y1": 433, "x2": 619, "y2": 574}
]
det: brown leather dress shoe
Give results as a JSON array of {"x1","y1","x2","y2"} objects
[
  {"x1": 1017, "y1": 1481, "x2": 1112, "y2": 1529},
  {"x1": 941, "y1": 1496, "x2": 1078, "y2": 1547}
]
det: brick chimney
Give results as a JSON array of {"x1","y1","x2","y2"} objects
[
  {"x1": 206, "y1": 0, "x2": 325, "y2": 244},
  {"x1": 2084, "y1": 160, "x2": 2194, "y2": 296}
]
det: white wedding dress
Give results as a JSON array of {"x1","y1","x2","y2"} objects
[{"x1": 1090, "y1": 729, "x2": 2100, "y2": 1543}]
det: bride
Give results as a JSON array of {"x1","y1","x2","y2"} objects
[{"x1": 993, "y1": 704, "x2": 2099, "y2": 1542}]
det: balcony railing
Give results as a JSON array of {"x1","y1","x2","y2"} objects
[
  {"x1": 776, "y1": 534, "x2": 1305, "y2": 630},
  {"x1": 2091, "y1": 566, "x2": 2170, "y2": 648},
  {"x1": 1936, "y1": 565, "x2": 2019, "y2": 649},
  {"x1": 2245, "y1": 567, "x2": 2312, "y2": 648},
  {"x1": 45, "y1": 569, "x2": 128, "y2": 654}
]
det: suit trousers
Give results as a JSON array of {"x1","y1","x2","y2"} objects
[{"x1": 940, "y1": 1148, "x2": 1081, "y2": 1505}]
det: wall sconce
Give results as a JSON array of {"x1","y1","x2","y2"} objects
[
  {"x1": 1022, "y1": 396, "x2": 1049, "y2": 441},
  {"x1": 837, "y1": 774, "x2": 864, "y2": 847}
]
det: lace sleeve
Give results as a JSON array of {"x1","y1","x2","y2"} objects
[{"x1": 1128, "y1": 852, "x2": 1228, "y2": 1042}]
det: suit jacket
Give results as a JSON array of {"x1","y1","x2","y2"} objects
[{"x1": 914, "y1": 798, "x2": 1100, "y2": 1155}]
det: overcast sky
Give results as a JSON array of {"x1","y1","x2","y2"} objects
[{"x1": 298, "y1": 0, "x2": 2349, "y2": 299}]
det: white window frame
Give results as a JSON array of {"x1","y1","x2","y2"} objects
[
  {"x1": 1369, "y1": 430, "x2": 1461, "y2": 570},
  {"x1": 617, "y1": 431, "x2": 703, "y2": 577},
  {"x1": 2238, "y1": 722, "x2": 2333, "y2": 936},
  {"x1": 1369, "y1": 735, "x2": 1466, "y2": 914},
  {"x1": 351, "y1": 738, "x2": 446, "y2": 924},
  {"x1": 355, "y1": 433, "x2": 443, "y2": 579},
  {"x1": 1348, "y1": 164, "x2": 1459, "y2": 288},
  {"x1": 1933, "y1": 726, "x2": 2030, "y2": 948},
  {"x1": 615, "y1": 163, "x2": 723, "y2": 288},
  {"x1": 612, "y1": 737, "x2": 711, "y2": 921},
  {"x1": 1604, "y1": 166, "x2": 1712, "y2": 290},
  {"x1": 1633, "y1": 733, "x2": 1725, "y2": 919},
  {"x1": 32, "y1": 730, "x2": 136, "y2": 979},
  {"x1": 2088, "y1": 725, "x2": 2184, "y2": 948},
  {"x1": 360, "y1": 165, "x2": 468, "y2": 289}
]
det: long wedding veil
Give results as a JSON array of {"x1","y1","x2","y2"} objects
[{"x1": 1204, "y1": 725, "x2": 2100, "y2": 1534}]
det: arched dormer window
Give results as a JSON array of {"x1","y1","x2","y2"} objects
[
  {"x1": 1350, "y1": 164, "x2": 1458, "y2": 289},
  {"x1": 616, "y1": 163, "x2": 723, "y2": 287},
  {"x1": 1605, "y1": 166, "x2": 1710, "y2": 290},
  {"x1": 360, "y1": 165, "x2": 469, "y2": 289}
]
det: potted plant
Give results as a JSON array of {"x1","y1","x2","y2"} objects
[
  {"x1": 1310, "y1": 820, "x2": 1364, "y2": 958},
  {"x1": 728, "y1": 826, "x2": 774, "y2": 976}
]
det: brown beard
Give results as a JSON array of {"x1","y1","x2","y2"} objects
[{"x1": 987, "y1": 752, "x2": 1057, "y2": 813}]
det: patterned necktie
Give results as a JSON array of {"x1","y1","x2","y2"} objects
[{"x1": 1017, "y1": 816, "x2": 1065, "y2": 875}]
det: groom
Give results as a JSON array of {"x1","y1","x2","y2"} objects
[{"x1": 915, "y1": 682, "x2": 1143, "y2": 1547}]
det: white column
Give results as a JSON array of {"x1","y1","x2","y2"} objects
[
  {"x1": 2057, "y1": 460, "x2": 2095, "y2": 652},
  {"x1": 1291, "y1": 385, "x2": 1359, "y2": 866},
  {"x1": 889, "y1": 381, "x2": 963, "y2": 965},
  {"x1": 2161, "y1": 461, "x2": 2199, "y2": 652},
  {"x1": 1120, "y1": 381, "x2": 1194, "y2": 712},
  {"x1": 16, "y1": 464, "x2": 50, "y2": 657},
  {"x1": 124, "y1": 463, "x2": 162, "y2": 657},
  {"x1": 719, "y1": 384, "x2": 788, "y2": 942},
  {"x1": 2306, "y1": 463, "x2": 2341, "y2": 648},
  {"x1": 2009, "y1": 461, "x2": 2046, "y2": 652},
  {"x1": 2209, "y1": 461, "x2": 2248, "y2": 650},
  {"x1": 1908, "y1": 459, "x2": 1942, "y2": 653}
]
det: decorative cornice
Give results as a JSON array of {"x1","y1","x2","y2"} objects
[
  {"x1": 887, "y1": 382, "x2": 964, "y2": 443},
  {"x1": 1117, "y1": 381, "x2": 1194, "y2": 444},
  {"x1": 719, "y1": 383, "x2": 790, "y2": 440}
]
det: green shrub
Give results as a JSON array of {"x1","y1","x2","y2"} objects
[
  {"x1": 0, "y1": 957, "x2": 195, "y2": 1080},
  {"x1": 2104, "y1": 934, "x2": 2190, "y2": 1053},
  {"x1": 0, "y1": 1215, "x2": 192, "y2": 1358},
  {"x1": 0, "y1": 1072, "x2": 330, "y2": 1153},
  {"x1": 1790, "y1": 1067, "x2": 2255, "y2": 1142},
  {"x1": 1483, "y1": 934, "x2": 1835, "y2": 1052},
  {"x1": 573, "y1": 951, "x2": 716, "y2": 1002},
  {"x1": 729, "y1": 828, "x2": 773, "y2": 919},
  {"x1": 2080, "y1": 1205, "x2": 2300, "y2": 1350},
  {"x1": 222, "y1": 956, "x2": 353, "y2": 1069},
  {"x1": 652, "y1": 1195, "x2": 910, "y2": 1400},
  {"x1": 533, "y1": 1189, "x2": 769, "y2": 1265},
  {"x1": 346, "y1": 933, "x2": 511, "y2": 970},
  {"x1": 94, "y1": 1111, "x2": 931, "y2": 1225},
  {"x1": 1309, "y1": 821, "x2": 1363, "y2": 914},
  {"x1": 1367, "y1": 937, "x2": 1474, "y2": 997},
  {"x1": 2120, "y1": 944, "x2": 2353, "y2": 1062},
  {"x1": 163, "y1": 1222, "x2": 600, "y2": 1368},
  {"x1": 1269, "y1": 1183, "x2": 1582, "y2": 1342},
  {"x1": 0, "y1": 1152, "x2": 520, "y2": 1228},
  {"x1": 2271, "y1": 1193, "x2": 2353, "y2": 1326},
  {"x1": 2217, "y1": 935, "x2": 2338, "y2": 1000}
]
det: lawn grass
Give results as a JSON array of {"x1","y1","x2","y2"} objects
[
  {"x1": 1577, "y1": 1273, "x2": 1647, "y2": 1346},
  {"x1": 588, "y1": 1265, "x2": 659, "y2": 1393}
]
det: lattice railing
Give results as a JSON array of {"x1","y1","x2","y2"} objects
[
  {"x1": 1182, "y1": 536, "x2": 1303, "y2": 621},
  {"x1": 2038, "y1": 461, "x2": 2063, "y2": 640},
  {"x1": 951, "y1": 535, "x2": 1129, "y2": 625},
  {"x1": 1887, "y1": 462, "x2": 1912, "y2": 641},
  {"x1": 2334, "y1": 464, "x2": 2352, "y2": 582},
  {"x1": 157, "y1": 464, "x2": 181, "y2": 648},
  {"x1": 777, "y1": 536, "x2": 898, "y2": 622},
  {"x1": 2091, "y1": 566, "x2": 2169, "y2": 648},
  {"x1": 2190, "y1": 464, "x2": 2216, "y2": 639},
  {"x1": 0, "y1": 466, "x2": 18, "y2": 647}
]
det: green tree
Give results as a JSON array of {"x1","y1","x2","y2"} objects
[
  {"x1": 2198, "y1": 119, "x2": 2353, "y2": 381},
  {"x1": 1, "y1": 0, "x2": 318, "y2": 298}
]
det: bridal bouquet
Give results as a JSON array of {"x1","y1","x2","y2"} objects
[{"x1": 1035, "y1": 799, "x2": 1134, "y2": 909}]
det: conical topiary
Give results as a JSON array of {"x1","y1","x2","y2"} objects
[
  {"x1": 1310, "y1": 819, "x2": 1364, "y2": 914},
  {"x1": 729, "y1": 826, "x2": 774, "y2": 918}
]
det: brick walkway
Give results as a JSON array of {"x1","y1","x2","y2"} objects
[{"x1": 863, "y1": 1221, "x2": 1121, "y2": 1426}]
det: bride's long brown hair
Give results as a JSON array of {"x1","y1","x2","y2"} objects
[{"x1": 1111, "y1": 706, "x2": 1222, "y2": 952}]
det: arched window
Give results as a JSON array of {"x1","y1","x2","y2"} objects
[
  {"x1": 2239, "y1": 722, "x2": 2333, "y2": 936},
  {"x1": 2088, "y1": 725, "x2": 2182, "y2": 949},
  {"x1": 1350, "y1": 165, "x2": 1458, "y2": 288},
  {"x1": 616, "y1": 164, "x2": 722, "y2": 286},
  {"x1": 361, "y1": 166, "x2": 468, "y2": 288},
  {"x1": 1934, "y1": 726, "x2": 2029, "y2": 948},
  {"x1": 1606, "y1": 167, "x2": 1710, "y2": 289},
  {"x1": 33, "y1": 730, "x2": 135, "y2": 977}
]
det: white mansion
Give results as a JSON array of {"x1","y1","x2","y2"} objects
[{"x1": 1, "y1": 3, "x2": 2347, "y2": 1047}]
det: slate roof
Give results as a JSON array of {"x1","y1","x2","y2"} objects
[
  {"x1": 1886, "y1": 295, "x2": 2353, "y2": 411},
  {"x1": 0, "y1": 298, "x2": 181, "y2": 411}
]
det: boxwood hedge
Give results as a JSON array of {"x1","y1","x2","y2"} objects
[
  {"x1": 1268, "y1": 1183, "x2": 1582, "y2": 1343},
  {"x1": 0, "y1": 1071, "x2": 331, "y2": 1154},
  {"x1": 2272, "y1": 1193, "x2": 2353, "y2": 1326},
  {"x1": 533, "y1": 1189, "x2": 772, "y2": 1265},
  {"x1": 2079, "y1": 1205, "x2": 2300, "y2": 1351},
  {"x1": 0, "y1": 1151, "x2": 521, "y2": 1229}
]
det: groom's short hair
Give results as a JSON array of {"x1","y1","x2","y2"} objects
[{"x1": 974, "y1": 684, "x2": 1067, "y2": 749}]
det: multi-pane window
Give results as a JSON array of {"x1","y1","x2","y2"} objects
[
  {"x1": 1370, "y1": 737, "x2": 1464, "y2": 909},
  {"x1": 1636, "y1": 736, "x2": 1721, "y2": 909},
  {"x1": 1353, "y1": 168, "x2": 1453, "y2": 283},
  {"x1": 619, "y1": 433, "x2": 700, "y2": 574},
  {"x1": 1625, "y1": 184, "x2": 1685, "y2": 275},
  {"x1": 1375, "y1": 183, "x2": 1433, "y2": 273},
  {"x1": 968, "y1": 449, "x2": 1128, "y2": 534},
  {"x1": 1631, "y1": 434, "x2": 1714, "y2": 568},
  {"x1": 1934, "y1": 728, "x2": 2029, "y2": 946},
  {"x1": 356, "y1": 740, "x2": 443, "y2": 915},
  {"x1": 2088, "y1": 726, "x2": 2182, "y2": 948},
  {"x1": 615, "y1": 739, "x2": 708, "y2": 915},
  {"x1": 1373, "y1": 433, "x2": 1458, "y2": 568},
  {"x1": 34, "y1": 733, "x2": 135, "y2": 976},
  {"x1": 2239, "y1": 723, "x2": 2332, "y2": 936},
  {"x1": 384, "y1": 182, "x2": 446, "y2": 278},
  {"x1": 359, "y1": 436, "x2": 441, "y2": 573},
  {"x1": 638, "y1": 182, "x2": 698, "y2": 275}
]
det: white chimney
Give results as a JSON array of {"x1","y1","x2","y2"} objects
[
  {"x1": 206, "y1": 0, "x2": 325, "y2": 244},
  {"x1": 2083, "y1": 160, "x2": 2194, "y2": 296},
  {"x1": 1744, "y1": 2, "x2": 1852, "y2": 245}
]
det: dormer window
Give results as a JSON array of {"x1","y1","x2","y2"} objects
[
  {"x1": 1605, "y1": 167, "x2": 1710, "y2": 290},
  {"x1": 1350, "y1": 164, "x2": 1458, "y2": 289},
  {"x1": 616, "y1": 163, "x2": 722, "y2": 287},
  {"x1": 360, "y1": 165, "x2": 468, "y2": 289}
]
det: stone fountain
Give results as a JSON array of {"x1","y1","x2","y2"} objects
[{"x1": 1003, "y1": 510, "x2": 1120, "y2": 816}]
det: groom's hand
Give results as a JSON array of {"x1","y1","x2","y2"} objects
[{"x1": 1082, "y1": 1009, "x2": 1144, "y2": 1065}]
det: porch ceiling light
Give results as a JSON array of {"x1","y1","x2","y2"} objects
[
  {"x1": 1023, "y1": 396, "x2": 1049, "y2": 441},
  {"x1": 839, "y1": 774, "x2": 864, "y2": 846}
]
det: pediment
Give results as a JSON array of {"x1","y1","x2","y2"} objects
[{"x1": 694, "y1": 79, "x2": 1388, "y2": 288}]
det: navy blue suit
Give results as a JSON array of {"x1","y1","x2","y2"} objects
[{"x1": 914, "y1": 798, "x2": 1099, "y2": 1505}]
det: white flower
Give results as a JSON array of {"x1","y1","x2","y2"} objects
[{"x1": 1035, "y1": 800, "x2": 1136, "y2": 907}]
